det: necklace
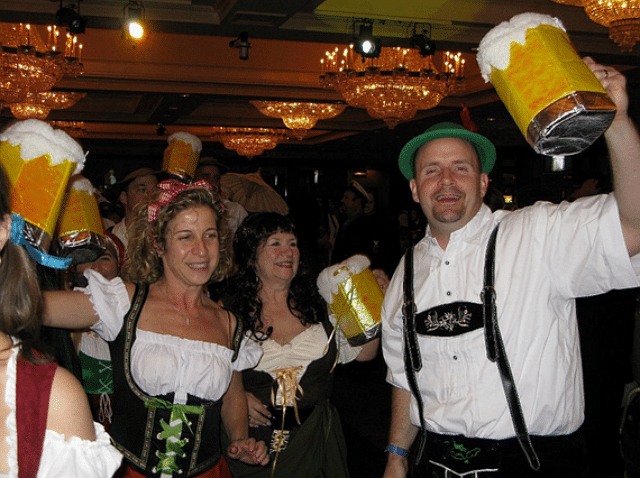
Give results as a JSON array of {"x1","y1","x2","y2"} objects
[{"x1": 161, "y1": 283, "x2": 192, "y2": 326}]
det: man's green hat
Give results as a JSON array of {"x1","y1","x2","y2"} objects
[{"x1": 398, "y1": 122, "x2": 496, "y2": 180}]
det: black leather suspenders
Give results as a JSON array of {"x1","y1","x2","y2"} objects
[{"x1": 402, "y1": 225, "x2": 540, "y2": 470}]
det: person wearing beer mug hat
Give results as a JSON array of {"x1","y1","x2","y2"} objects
[{"x1": 382, "y1": 58, "x2": 640, "y2": 478}]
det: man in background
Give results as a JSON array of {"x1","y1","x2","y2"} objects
[
  {"x1": 194, "y1": 157, "x2": 248, "y2": 237},
  {"x1": 111, "y1": 167, "x2": 158, "y2": 248}
]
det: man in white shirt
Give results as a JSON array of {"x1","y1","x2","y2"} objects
[
  {"x1": 382, "y1": 58, "x2": 640, "y2": 478},
  {"x1": 111, "y1": 167, "x2": 158, "y2": 248}
]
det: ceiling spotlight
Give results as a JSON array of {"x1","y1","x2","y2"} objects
[
  {"x1": 229, "y1": 31, "x2": 251, "y2": 60},
  {"x1": 56, "y1": 2, "x2": 87, "y2": 35},
  {"x1": 353, "y1": 24, "x2": 381, "y2": 59},
  {"x1": 123, "y1": 1, "x2": 145, "y2": 42},
  {"x1": 411, "y1": 33, "x2": 436, "y2": 57}
]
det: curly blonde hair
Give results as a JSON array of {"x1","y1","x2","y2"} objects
[{"x1": 121, "y1": 187, "x2": 231, "y2": 284}]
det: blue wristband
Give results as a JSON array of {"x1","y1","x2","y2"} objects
[{"x1": 385, "y1": 444, "x2": 409, "y2": 458}]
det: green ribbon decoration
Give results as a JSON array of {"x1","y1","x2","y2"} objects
[{"x1": 145, "y1": 397, "x2": 204, "y2": 475}]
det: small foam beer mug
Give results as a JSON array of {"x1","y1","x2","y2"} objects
[
  {"x1": 317, "y1": 255, "x2": 384, "y2": 346},
  {"x1": 162, "y1": 132, "x2": 202, "y2": 181},
  {"x1": 56, "y1": 176, "x2": 106, "y2": 265},
  {"x1": 477, "y1": 13, "x2": 616, "y2": 156},
  {"x1": 0, "y1": 119, "x2": 85, "y2": 253}
]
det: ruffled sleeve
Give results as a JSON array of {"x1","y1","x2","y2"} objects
[
  {"x1": 36, "y1": 424, "x2": 122, "y2": 478},
  {"x1": 79, "y1": 269, "x2": 131, "y2": 341},
  {"x1": 231, "y1": 336, "x2": 263, "y2": 372}
]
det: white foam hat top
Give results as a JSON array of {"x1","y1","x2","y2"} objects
[
  {"x1": 476, "y1": 13, "x2": 566, "y2": 82},
  {"x1": 0, "y1": 119, "x2": 86, "y2": 175},
  {"x1": 167, "y1": 132, "x2": 202, "y2": 152}
]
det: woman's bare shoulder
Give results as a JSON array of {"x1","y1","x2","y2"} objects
[{"x1": 47, "y1": 366, "x2": 96, "y2": 441}]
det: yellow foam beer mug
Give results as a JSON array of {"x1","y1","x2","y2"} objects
[
  {"x1": 162, "y1": 132, "x2": 202, "y2": 182},
  {"x1": 317, "y1": 255, "x2": 384, "y2": 346},
  {"x1": 56, "y1": 176, "x2": 106, "y2": 264},
  {"x1": 0, "y1": 119, "x2": 85, "y2": 255},
  {"x1": 477, "y1": 13, "x2": 616, "y2": 156}
]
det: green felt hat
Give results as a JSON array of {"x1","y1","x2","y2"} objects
[{"x1": 398, "y1": 122, "x2": 496, "y2": 180}]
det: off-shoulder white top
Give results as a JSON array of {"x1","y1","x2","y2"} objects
[{"x1": 81, "y1": 270, "x2": 262, "y2": 405}]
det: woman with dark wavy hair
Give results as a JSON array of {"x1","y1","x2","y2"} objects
[
  {"x1": 222, "y1": 212, "x2": 378, "y2": 478},
  {"x1": 43, "y1": 179, "x2": 269, "y2": 478},
  {"x1": 0, "y1": 162, "x2": 121, "y2": 478}
]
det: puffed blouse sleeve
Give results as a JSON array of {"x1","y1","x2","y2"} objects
[
  {"x1": 78, "y1": 269, "x2": 131, "y2": 342},
  {"x1": 231, "y1": 335, "x2": 263, "y2": 372}
]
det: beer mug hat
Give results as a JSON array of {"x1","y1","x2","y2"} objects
[{"x1": 398, "y1": 122, "x2": 496, "y2": 180}]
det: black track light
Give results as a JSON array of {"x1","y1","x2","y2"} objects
[
  {"x1": 353, "y1": 24, "x2": 381, "y2": 59},
  {"x1": 411, "y1": 33, "x2": 436, "y2": 57},
  {"x1": 229, "y1": 32, "x2": 251, "y2": 60},
  {"x1": 123, "y1": 1, "x2": 145, "y2": 42},
  {"x1": 56, "y1": 4, "x2": 87, "y2": 34}
]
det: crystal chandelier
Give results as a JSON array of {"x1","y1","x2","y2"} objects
[
  {"x1": 211, "y1": 127, "x2": 288, "y2": 158},
  {"x1": 0, "y1": 22, "x2": 83, "y2": 104},
  {"x1": 551, "y1": 0, "x2": 640, "y2": 52},
  {"x1": 320, "y1": 45, "x2": 466, "y2": 129},
  {"x1": 7, "y1": 91, "x2": 86, "y2": 120},
  {"x1": 250, "y1": 101, "x2": 347, "y2": 139},
  {"x1": 583, "y1": 0, "x2": 640, "y2": 51}
]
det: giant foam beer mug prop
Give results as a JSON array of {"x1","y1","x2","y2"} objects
[
  {"x1": 317, "y1": 255, "x2": 384, "y2": 346},
  {"x1": 56, "y1": 176, "x2": 106, "y2": 264},
  {"x1": 477, "y1": 13, "x2": 616, "y2": 156},
  {"x1": 0, "y1": 119, "x2": 85, "y2": 254},
  {"x1": 162, "y1": 132, "x2": 202, "y2": 182}
]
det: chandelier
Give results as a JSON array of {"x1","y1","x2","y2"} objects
[
  {"x1": 50, "y1": 121, "x2": 86, "y2": 137},
  {"x1": 211, "y1": 127, "x2": 288, "y2": 158},
  {"x1": 7, "y1": 91, "x2": 86, "y2": 120},
  {"x1": 320, "y1": 45, "x2": 466, "y2": 129},
  {"x1": 551, "y1": 0, "x2": 640, "y2": 52},
  {"x1": 250, "y1": 101, "x2": 347, "y2": 139},
  {"x1": 0, "y1": 22, "x2": 83, "y2": 104}
]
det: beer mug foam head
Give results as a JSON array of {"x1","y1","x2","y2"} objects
[
  {"x1": 477, "y1": 13, "x2": 616, "y2": 156},
  {"x1": 0, "y1": 120, "x2": 86, "y2": 244},
  {"x1": 162, "y1": 132, "x2": 202, "y2": 180}
]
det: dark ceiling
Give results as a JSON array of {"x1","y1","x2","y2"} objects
[{"x1": 0, "y1": 0, "x2": 639, "y2": 195}]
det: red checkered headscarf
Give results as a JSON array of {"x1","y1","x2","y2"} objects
[
  {"x1": 103, "y1": 230, "x2": 125, "y2": 270},
  {"x1": 146, "y1": 179, "x2": 214, "y2": 224}
]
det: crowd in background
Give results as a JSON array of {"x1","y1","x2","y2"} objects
[{"x1": 0, "y1": 55, "x2": 639, "y2": 478}]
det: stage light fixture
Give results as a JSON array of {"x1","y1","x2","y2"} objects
[
  {"x1": 123, "y1": 1, "x2": 145, "y2": 41},
  {"x1": 411, "y1": 33, "x2": 436, "y2": 57},
  {"x1": 56, "y1": 3, "x2": 87, "y2": 35},
  {"x1": 353, "y1": 24, "x2": 381, "y2": 59},
  {"x1": 229, "y1": 31, "x2": 251, "y2": 60}
]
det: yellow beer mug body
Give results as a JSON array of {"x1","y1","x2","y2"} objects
[
  {"x1": 317, "y1": 255, "x2": 384, "y2": 346},
  {"x1": 477, "y1": 13, "x2": 616, "y2": 157}
]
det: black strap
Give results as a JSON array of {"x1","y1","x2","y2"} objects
[
  {"x1": 482, "y1": 224, "x2": 540, "y2": 471},
  {"x1": 402, "y1": 246, "x2": 427, "y2": 464}
]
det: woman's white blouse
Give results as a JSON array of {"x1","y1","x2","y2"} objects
[
  {"x1": 81, "y1": 270, "x2": 262, "y2": 405},
  {"x1": 3, "y1": 346, "x2": 122, "y2": 478}
]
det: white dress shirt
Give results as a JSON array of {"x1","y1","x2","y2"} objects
[{"x1": 382, "y1": 194, "x2": 640, "y2": 439}]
